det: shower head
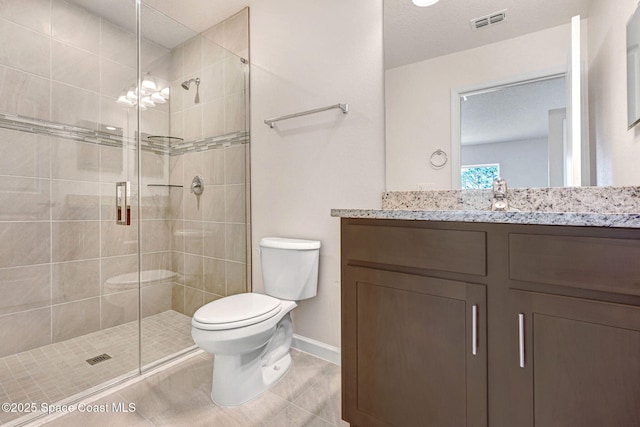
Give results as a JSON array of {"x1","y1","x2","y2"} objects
[
  {"x1": 181, "y1": 77, "x2": 201, "y2": 104},
  {"x1": 181, "y1": 77, "x2": 200, "y2": 90}
]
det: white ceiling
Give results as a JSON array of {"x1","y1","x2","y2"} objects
[
  {"x1": 141, "y1": 0, "x2": 251, "y2": 36},
  {"x1": 68, "y1": 0, "x2": 250, "y2": 49},
  {"x1": 384, "y1": 0, "x2": 592, "y2": 70},
  {"x1": 461, "y1": 77, "x2": 567, "y2": 146},
  {"x1": 69, "y1": 0, "x2": 594, "y2": 65}
]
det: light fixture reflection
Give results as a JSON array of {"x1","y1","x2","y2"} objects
[
  {"x1": 117, "y1": 94, "x2": 135, "y2": 106},
  {"x1": 412, "y1": 0, "x2": 440, "y2": 6},
  {"x1": 116, "y1": 73, "x2": 168, "y2": 111},
  {"x1": 141, "y1": 73, "x2": 157, "y2": 91},
  {"x1": 151, "y1": 92, "x2": 166, "y2": 103},
  {"x1": 140, "y1": 96, "x2": 155, "y2": 108},
  {"x1": 126, "y1": 87, "x2": 137, "y2": 100}
]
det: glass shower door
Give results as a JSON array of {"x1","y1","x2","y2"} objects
[
  {"x1": 0, "y1": 0, "x2": 250, "y2": 423},
  {"x1": 0, "y1": 0, "x2": 140, "y2": 424},
  {"x1": 138, "y1": 5, "x2": 251, "y2": 369}
]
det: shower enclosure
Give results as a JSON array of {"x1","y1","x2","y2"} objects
[{"x1": 0, "y1": 1, "x2": 250, "y2": 425}]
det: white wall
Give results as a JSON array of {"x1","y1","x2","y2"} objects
[
  {"x1": 386, "y1": 23, "x2": 573, "y2": 191},
  {"x1": 588, "y1": 0, "x2": 639, "y2": 185},
  {"x1": 248, "y1": 0, "x2": 385, "y2": 347},
  {"x1": 548, "y1": 108, "x2": 567, "y2": 187},
  {"x1": 461, "y1": 138, "x2": 549, "y2": 188}
]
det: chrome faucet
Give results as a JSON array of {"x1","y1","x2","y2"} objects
[{"x1": 491, "y1": 178, "x2": 508, "y2": 211}]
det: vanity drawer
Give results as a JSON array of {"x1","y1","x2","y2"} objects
[
  {"x1": 509, "y1": 233, "x2": 640, "y2": 296},
  {"x1": 342, "y1": 224, "x2": 486, "y2": 275}
]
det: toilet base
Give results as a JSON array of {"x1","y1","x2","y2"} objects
[
  {"x1": 210, "y1": 352, "x2": 292, "y2": 406},
  {"x1": 261, "y1": 352, "x2": 292, "y2": 391},
  {"x1": 209, "y1": 314, "x2": 294, "y2": 407}
]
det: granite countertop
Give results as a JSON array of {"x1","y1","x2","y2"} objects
[{"x1": 330, "y1": 208, "x2": 640, "y2": 228}]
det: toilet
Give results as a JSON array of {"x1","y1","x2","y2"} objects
[{"x1": 191, "y1": 237, "x2": 321, "y2": 407}]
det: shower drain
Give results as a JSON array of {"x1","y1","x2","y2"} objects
[{"x1": 86, "y1": 353, "x2": 112, "y2": 366}]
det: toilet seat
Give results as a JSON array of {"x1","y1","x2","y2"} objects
[{"x1": 192, "y1": 293, "x2": 282, "y2": 331}]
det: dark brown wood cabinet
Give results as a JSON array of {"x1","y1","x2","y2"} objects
[
  {"x1": 340, "y1": 218, "x2": 640, "y2": 427},
  {"x1": 342, "y1": 266, "x2": 486, "y2": 427},
  {"x1": 507, "y1": 290, "x2": 640, "y2": 427}
]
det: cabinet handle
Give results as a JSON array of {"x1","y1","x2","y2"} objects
[
  {"x1": 518, "y1": 313, "x2": 525, "y2": 368},
  {"x1": 472, "y1": 304, "x2": 478, "y2": 356}
]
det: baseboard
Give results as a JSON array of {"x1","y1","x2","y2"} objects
[{"x1": 291, "y1": 334, "x2": 341, "y2": 365}]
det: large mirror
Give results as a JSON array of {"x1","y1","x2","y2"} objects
[
  {"x1": 384, "y1": 0, "x2": 634, "y2": 190},
  {"x1": 628, "y1": 6, "x2": 640, "y2": 128}
]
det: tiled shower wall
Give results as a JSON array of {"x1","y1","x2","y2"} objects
[
  {"x1": 169, "y1": 145, "x2": 248, "y2": 316},
  {"x1": 0, "y1": 1, "x2": 250, "y2": 358},
  {"x1": 0, "y1": 0, "x2": 172, "y2": 358},
  {"x1": 168, "y1": 9, "x2": 249, "y2": 142},
  {"x1": 168, "y1": 9, "x2": 250, "y2": 316}
]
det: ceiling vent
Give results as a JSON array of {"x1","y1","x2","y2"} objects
[{"x1": 470, "y1": 10, "x2": 507, "y2": 31}]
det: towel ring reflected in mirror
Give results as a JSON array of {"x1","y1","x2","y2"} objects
[{"x1": 430, "y1": 149, "x2": 448, "y2": 169}]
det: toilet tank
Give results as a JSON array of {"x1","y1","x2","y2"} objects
[{"x1": 259, "y1": 237, "x2": 321, "y2": 301}]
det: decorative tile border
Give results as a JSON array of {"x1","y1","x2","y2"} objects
[
  {"x1": 382, "y1": 186, "x2": 640, "y2": 214},
  {"x1": 0, "y1": 113, "x2": 248, "y2": 156},
  {"x1": 0, "y1": 112, "x2": 129, "y2": 147},
  {"x1": 168, "y1": 131, "x2": 249, "y2": 156}
]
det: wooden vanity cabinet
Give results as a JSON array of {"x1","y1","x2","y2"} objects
[
  {"x1": 340, "y1": 218, "x2": 640, "y2": 427},
  {"x1": 505, "y1": 231, "x2": 640, "y2": 427},
  {"x1": 342, "y1": 266, "x2": 487, "y2": 427},
  {"x1": 341, "y1": 220, "x2": 489, "y2": 427},
  {"x1": 507, "y1": 290, "x2": 640, "y2": 427}
]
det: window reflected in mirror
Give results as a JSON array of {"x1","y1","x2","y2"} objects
[{"x1": 461, "y1": 163, "x2": 500, "y2": 190}]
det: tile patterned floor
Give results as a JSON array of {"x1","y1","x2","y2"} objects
[
  {"x1": 40, "y1": 349, "x2": 347, "y2": 427},
  {"x1": 0, "y1": 310, "x2": 194, "y2": 426}
]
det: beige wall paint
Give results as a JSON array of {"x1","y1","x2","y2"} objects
[
  {"x1": 588, "y1": 0, "x2": 639, "y2": 185},
  {"x1": 248, "y1": 0, "x2": 385, "y2": 348},
  {"x1": 386, "y1": 23, "x2": 573, "y2": 191}
]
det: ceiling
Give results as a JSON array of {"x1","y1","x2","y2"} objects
[
  {"x1": 68, "y1": 0, "x2": 250, "y2": 49},
  {"x1": 384, "y1": 0, "x2": 592, "y2": 70},
  {"x1": 68, "y1": 1, "x2": 594, "y2": 64},
  {"x1": 141, "y1": 0, "x2": 250, "y2": 36},
  {"x1": 461, "y1": 76, "x2": 567, "y2": 146}
]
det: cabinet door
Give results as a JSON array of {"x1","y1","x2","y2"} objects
[
  {"x1": 509, "y1": 290, "x2": 640, "y2": 427},
  {"x1": 342, "y1": 266, "x2": 487, "y2": 427}
]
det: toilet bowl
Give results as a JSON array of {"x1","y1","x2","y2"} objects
[{"x1": 191, "y1": 237, "x2": 320, "y2": 407}]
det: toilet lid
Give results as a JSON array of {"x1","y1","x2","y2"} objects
[{"x1": 192, "y1": 293, "x2": 282, "y2": 330}]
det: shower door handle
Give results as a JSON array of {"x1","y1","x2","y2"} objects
[{"x1": 116, "y1": 181, "x2": 131, "y2": 226}]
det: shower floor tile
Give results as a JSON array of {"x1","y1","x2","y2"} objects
[{"x1": 0, "y1": 310, "x2": 194, "y2": 426}]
